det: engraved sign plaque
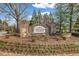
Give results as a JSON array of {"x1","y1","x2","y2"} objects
[{"x1": 33, "y1": 26, "x2": 45, "y2": 33}]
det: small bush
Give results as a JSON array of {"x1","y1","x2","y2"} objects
[{"x1": 72, "y1": 32, "x2": 79, "y2": 37}]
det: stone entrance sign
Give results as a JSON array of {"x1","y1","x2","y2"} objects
[{"x1": 33, "y1": 26, "x2": 45, "y2": 33}]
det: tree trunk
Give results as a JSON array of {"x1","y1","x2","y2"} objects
[
  {"x1": 48, "y1": 26, "x2": 51, "y2": 35},
  {"x1": 16, "y1": 18, "x2": 20, "y2": 33},
  {"x1": 59, "y1": 12, "x2": 62, "y2": 33},
  {"x1": 59, "y1": 19, "x2": 62, "y2": 33},
  {"x1": 69, "y1": 4, "x2": 73, "y2": 33}
]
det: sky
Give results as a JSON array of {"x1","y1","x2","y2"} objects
[
  {"x1": 0, "y1": 3, "x2": 56, "y2": 26},
  {"x1": 26, "y1": 3, "x2": 56, "y2": 20},
  {"x1": 0, "y1": 0, "x2": 79, "y2": 3}
]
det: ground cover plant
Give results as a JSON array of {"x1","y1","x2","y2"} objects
[{"x1": 0, "y1": 40, "x2": 79, "y2": 55}]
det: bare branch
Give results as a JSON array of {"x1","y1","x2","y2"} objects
[{"x1": 18, "y1": 4, "x2": 28, "y2": 17}]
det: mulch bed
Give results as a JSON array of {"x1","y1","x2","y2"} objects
[{"x1": 0, "y1": 35, "x2": 79, "y2": 56}]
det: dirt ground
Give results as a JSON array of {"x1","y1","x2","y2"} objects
[
  {"x1": 0, "y1": 51, "x2": 79, "y2": 56},
  {"x1": 0, "y1": 35, "x2": 79, "y2": 45}
]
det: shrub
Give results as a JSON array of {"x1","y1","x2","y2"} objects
[
  {"x1": 0, "y1": 43, "x2": 5, "y2": 48},
  {"x1": 38, "y1": 44, "x2": 42, "y2": 48},
  {"x1": 48, "y1": 49, "x2": 53, "y2": 53},
  {"x1": 72, "y1": 32, "x2": 79, "y2": 37},
  {"x1": 31, "y1": 38, "x2": 36, "y2": 42},
  {"x1": 45, "y1": 50, "x2": 49, "y2": 53},
  {"x1": 27, "y1": 44, "x2": 31, "y2": 49},
  {"x1": 29, "y1": 49, "x2": 33, "y2": 53},
  {"x1": 37, "y1": 50, "x2": 40, "y2": 53},
  {"x1": 31, "y1": 36, "x2": 37, "y2": 42}
]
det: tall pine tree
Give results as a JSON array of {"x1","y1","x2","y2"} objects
[
  {"x1": 29, "y1": 10, "x2": 37, "y2": 25},
  {"x1": 37, "y1": 10, "x2": 42, "y2": 24}
]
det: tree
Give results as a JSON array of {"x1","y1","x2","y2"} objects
[
  {"x1": 54, "y1": 3, "x2": 79, "y2": 33},
  {"x1": 49, "y1": 12, "x2": 54, "y2": 22},
  {"x1": 0, "y1": 3, "x2": 28, "y2": 33},
  {"x1": 68, "y1": 4, "x2": 74, "y2": 33},
  {"x1": 29, "y1": 10, "x2": 37, "y2": 25},
  {"x1": 37, "y1": 10, "x2": 42, "y2": 24},
  {"x1": 43, "y1": 13, "x2": 52, "y2": 35},
  {"x1": 74, "y1": 17, "x2": 79, "y2": 31},
  {"x1": 3, "y1": 20, "x2": 8, "y2": 31},
  {"x1": 63, "y1": 3, "x2": 79, "y2": 33},
  {"x1": 55, "y1": 4, "x2": 65, "y2": 33},
  {"x1": 0, "y1": 19, "x2": 2, "y2": 31},
  {"x1": 43, "y1": 13, "x2": 50, "y2": 23},
  {"x1": 0, "y1": 19, "x2": 2, "y2": 24}
]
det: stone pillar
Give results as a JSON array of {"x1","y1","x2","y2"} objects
[
  {"x1": 19, "y1": 21, "x2": 30, "y2": 38},
  {"x1": 20, "y1": 28, "x2": 27, "y2": 37}
]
